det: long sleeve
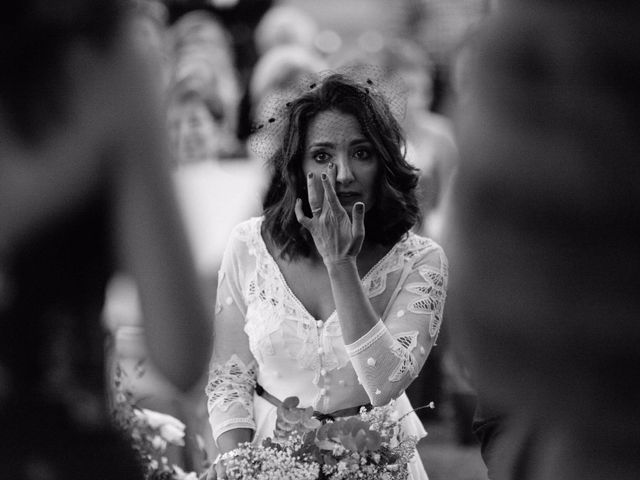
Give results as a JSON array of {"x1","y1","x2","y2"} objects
[
  {"x1": 345, "y1": 242, "x2": 448, "y2": 406},
  {"x1": 205, "y1": 225, "x2": 257, "y2": 442}
]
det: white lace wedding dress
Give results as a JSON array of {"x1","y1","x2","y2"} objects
[{"x1": 206, "y1": 217, "x2": 448, "y2": 480}]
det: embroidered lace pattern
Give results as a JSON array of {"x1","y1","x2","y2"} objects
[
  {"x1": 405, "y1": 263, "x2": 447, "y2": 338},
  {"x1": 389, "y1": 331, "x2": 420, "y2": 382},
  {"x1": 206, "y1": 354, "x2": 257, "y2": 415},
  {"x1": 240, "y1": 219, "x2": 324, "y2": 377},
  {"x1": 235, "y1": 219, "x2": 442, "y2": 384},
  {"x1": 344, "y1": 320, "x2": 386, "y2": 357},
  {"x1": 211, "y1": 417, "x2": 256, "y2": 440}
]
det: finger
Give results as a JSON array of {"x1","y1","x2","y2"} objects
[
  {"x1": 306, "y1": 172, "x2": 323, "y2": 213},
  {"x1": 294, "y1": 198, "x2": 312, "y2": 229},
  {"x1": 321, "y1": 172, "x2": 342, "y2": 212},
  {"x1": 327, "y1": 161, "x2": 337, "y2": 188},
  {"x1": 351, "y1": 202, "x2": 366, "y2": 249}
]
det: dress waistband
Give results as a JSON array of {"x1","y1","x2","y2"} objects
[{"x1": 255, "y1": 383, "x2": 372, "y2": 423}]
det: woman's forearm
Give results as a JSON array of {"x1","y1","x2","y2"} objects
[
  {"x1": 216, "y1": 428, "x2": 253, "y2": 453},
  {"x1": 326, "y1": 258, "x2": 380, "y2": 344}
]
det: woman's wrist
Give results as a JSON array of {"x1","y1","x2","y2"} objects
[
  {"x1": 216, "y1": 428, "x2": 253, "y2": 454},
  {"x1": 324, "y1": 256, "x2": 357, "y2": 270}
]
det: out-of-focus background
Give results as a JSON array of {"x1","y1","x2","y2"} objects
[{"x1": 104, "y1": 1, "x2": 492, "y2": 478}]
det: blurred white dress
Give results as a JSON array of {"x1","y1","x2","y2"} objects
[{"x1": 207, "y1": 217, "x2": 448, "y2": 480}]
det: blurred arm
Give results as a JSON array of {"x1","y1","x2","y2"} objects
[{"x1": 111, "y1": 41, "x2": 211, "y2": 392}]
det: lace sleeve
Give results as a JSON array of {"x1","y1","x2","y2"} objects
[
  {"x1": 206, "y1": 355, "x2": 257, "y2": 440},
  {"x1": 345, "y1": 244, "x2": 448, "y2": 406},
  {"x1": 207, "y1": 223, "x2": 258, "y2": 442}
]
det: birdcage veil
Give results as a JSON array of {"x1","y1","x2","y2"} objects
[{"x1": 248, "y1": 64, "x2": 409, "y2": 163}]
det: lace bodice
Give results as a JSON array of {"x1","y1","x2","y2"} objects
[{"x1": 207, "y1": 217, "x2": 448, "y2": 441}]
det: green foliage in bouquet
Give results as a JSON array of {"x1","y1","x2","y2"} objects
[{"x1": 220, "y1": 397, "x2": 418, "y2": 480}]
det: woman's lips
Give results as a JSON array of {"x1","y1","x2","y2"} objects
[{"x1": 337, "y1": 192, "x2": 359, "y2": 199}]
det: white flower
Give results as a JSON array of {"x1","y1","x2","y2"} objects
[
  {"x1": 135, "y1": 408, "x2": 186, "y2": 446},
  {"x1": 196, "y1": 434, "x2": 206, "y2": 451},
  {"x1": 173, "y1": 465, "x2": 198, "y2": 480},
  {"x1": 151, "y1": 435, "x2": 166, "y2": 451}
]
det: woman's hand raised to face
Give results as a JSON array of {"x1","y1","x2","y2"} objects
[{"x1": 295, "y1": 163, "x2": 365, "y2": 265}]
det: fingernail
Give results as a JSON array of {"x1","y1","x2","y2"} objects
[
  {"x1": 321, "y1": 172, "x2": 327, "y2": 180},
  {"x1": 308, "y1": 172, "x2": 313, "y2": 179},
  {"x1": 356, "y1": 202, "x2": 364, "y2": 212}
]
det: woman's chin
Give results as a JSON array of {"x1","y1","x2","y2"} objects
[{"x1": 339, "y1": 198, "x2": 357, "y2": 211}]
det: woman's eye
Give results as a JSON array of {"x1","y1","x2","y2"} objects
[
  {"x1": 353, "y1": 148, "x2": 372, "y2": 160},
  {"x1": 313, "y1": 152, "x2": 331, "y2": 163}
]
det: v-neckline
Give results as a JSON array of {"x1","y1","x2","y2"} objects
[{"x1": 255, "y1": 218, "x2": 399, "y2": 324}]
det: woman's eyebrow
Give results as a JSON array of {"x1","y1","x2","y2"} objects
[{"x1": 308, "y1": 141, "x2": 335, "y2": 149}]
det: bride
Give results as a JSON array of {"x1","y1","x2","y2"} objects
[{"x1": 206, "y1": 71, "x2": 448, "y2": 479}]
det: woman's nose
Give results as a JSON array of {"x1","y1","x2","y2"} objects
[{"x1": 335, "y1": 157, "x2": 355, "y2": 185}]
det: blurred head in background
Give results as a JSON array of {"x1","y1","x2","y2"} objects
[
  {"x1": 249, "y1": 44, "x2": 328, "y2": 125},
  {"x1": 254, "y1": 4, "x2": 319, "y2": 56},
  {"x1": 0, "y1": 0, "x2": 166, "y2": 257},
  {"x1": 167, "y1": 84, "x2": 226, "y2": 164},
  {"x1": 167, "y1": 10, "x2": 242, "y2": 162},
  {"x1": 331, "y1": 39, "x2": 435, "y2": 115}
]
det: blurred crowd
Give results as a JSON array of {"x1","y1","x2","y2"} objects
[{"x1": 105, "y1": 0, "x2": 479, "y2": 470}]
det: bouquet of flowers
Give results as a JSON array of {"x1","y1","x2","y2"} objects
[
  {"x1": 219, "y1": 397, "x2": 418, "y2": 480},
  {"x1": 111, "y1": 363, "x2": 208, "y2": 480}
]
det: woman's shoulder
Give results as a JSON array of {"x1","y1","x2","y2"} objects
[
  {"x1": 225, "y1": 216, "x2": 265, "y2": 256},
  {"x1": 230, "y1": 216, "x2": 263, "y2": 237},
  {"x1": 397, "y1": 230, "x2": 447, "y2": 267}
]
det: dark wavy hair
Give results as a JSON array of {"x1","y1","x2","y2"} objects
[
  {"x1": 0, "y1": 0, "x2": 127, "y2": 144},
  {"x1": 262, "y1": 73, "x2": 421, "y2": 260}
]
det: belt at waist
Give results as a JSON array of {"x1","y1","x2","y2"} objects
[{"x1": 255, "y1": 383, "x2": 372, "y2": 423}]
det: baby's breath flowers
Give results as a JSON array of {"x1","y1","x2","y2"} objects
[
  {"x1": 221, "y1": 438, "x2": 319, "y2": 480},
  {"x1": 219, "y1": 397, "x2": 420, "y2": 480}
]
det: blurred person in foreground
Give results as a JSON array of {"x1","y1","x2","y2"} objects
[
  {"x1": 205, "y1": 71, "x2": 448, "y2": 479},
  {"x1": 106, "y1": 7, "x2": 256, "y2": 469},
  {"x1": 445, "y1": 2, "x2": 640, "y2": 479},
  {"x1": 0, "y1": 0, "x2": 211, "y2": 478}
]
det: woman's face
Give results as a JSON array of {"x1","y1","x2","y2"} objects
[
  {"x1": 167, "y1": 96, "x2": 221, "y2": 164},
  {"x1": 302, "y1": 109, "x2": 380, "y2": 213}
]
